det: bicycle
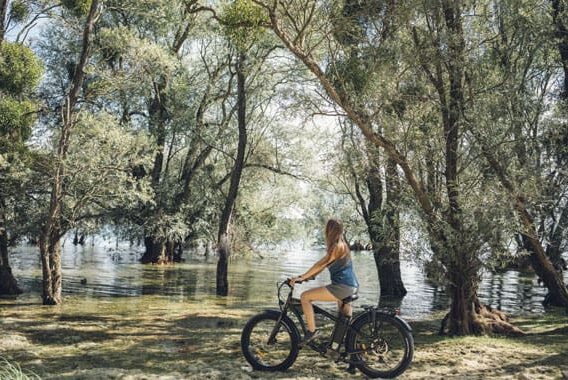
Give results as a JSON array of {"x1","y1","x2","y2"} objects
[{"x1": 241, "y1": 278, "x2": 414, "y2": 378}]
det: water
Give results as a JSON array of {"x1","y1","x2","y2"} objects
[{"x1": 5, "y1": 240, "x2": 563, "y2": 319}]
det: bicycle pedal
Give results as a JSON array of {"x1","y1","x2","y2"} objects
[
  {"x1": 308, "y1": 341, "x2": 327, "y2": 353},
  {"x1": 345, "y1": 364, "x2": 357, "y2": 374}
]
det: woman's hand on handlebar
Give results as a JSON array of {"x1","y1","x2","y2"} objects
[
  {"x1": 288, "y1": 276, "x2": 302, "y2": 287},
  {"x1": 288, "y1": 276, "x2": 314, "y2": 286}
]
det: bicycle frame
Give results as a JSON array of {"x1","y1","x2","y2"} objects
[{"x1": 270, "y1": 280, "x2": 372, "y2": 360}]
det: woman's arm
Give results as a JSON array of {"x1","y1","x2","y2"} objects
[{"x1": 290, "y1": 244, "x2": 344, "y2": 284}]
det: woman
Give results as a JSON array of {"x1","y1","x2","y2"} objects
[{"x1": 290, "y1": 218, "x2": 359, "y2": 343}]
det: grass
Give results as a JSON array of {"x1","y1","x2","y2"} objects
[
  {"x1": 0, "y1": 296, "x2": 567, "y2": 379},
  {"x1": 0, "y1": 356, "x2": 40, "y2": 380}
]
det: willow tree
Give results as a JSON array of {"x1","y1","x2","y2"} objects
[
  {"x1": 38, "y1": 0, "x2": 100, "y2": 305},
  {"x1": 0, "y1": 37, "x2": 43, "y2": 295},
  {"x1": 213, "y1": 0, "x2": 273, "y2": 295}
]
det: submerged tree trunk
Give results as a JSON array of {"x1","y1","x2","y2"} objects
[
  {"x1": 366, "y1": 151, "x2": 406, "y2": 298},
  {"x1": 216, "y1": 52, "x2": 248, "y2": 296},
  {"x1": 39, "y1": 0, "x2": 99, "y2": 305},
  {"x1": 520, "y1": 212, "x2": 568, "y2": 307},
  {"x1": 141, "y1": 75, "x2": 171, "y2": 264},
  {"x1": 141, "y1": 236, "x2": 181, "y2": 264},
  {"x1": 0, "y1": 218, "x2": 22, "y2": 295}
]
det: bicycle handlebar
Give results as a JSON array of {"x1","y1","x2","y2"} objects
[{"x1": 285, "y1": 276, "x2": 315, "y2": 286}]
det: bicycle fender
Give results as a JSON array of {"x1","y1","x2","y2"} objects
[
  {"x1": 351, "y1": 311, "x2": 413, "y2": 332},
  {"x1": 394, "y1": 315, "x2": 413, "y2": 332}
]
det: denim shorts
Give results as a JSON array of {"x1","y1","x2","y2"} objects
[{"x1": 326, "y1": 283, "x2": 358, "y2": 301}]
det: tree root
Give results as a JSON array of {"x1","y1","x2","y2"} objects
[{"x1": 439, "y1": 303, "x2": 526, "y2": 336}]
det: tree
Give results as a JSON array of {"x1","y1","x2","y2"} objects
[
  {"x1": 38, "y1": 0, "x2": 100, "y2": 305},
  {"x1": 215, "y1": 0, "x2": 272, "y2": 295},
  {"x1": 0, "y1": 3, "x2": 43, "y2": 295}
]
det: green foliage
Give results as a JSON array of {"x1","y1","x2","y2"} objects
[
  {"x1": 0, "y1": 42, "x2": 43, "y2": 96},
  {"x1": 96, "y1": 26, "x2": 180, "y2": 88},
  {"x1": 9, "y1": 0, "x2": 30, "y2": 23},
  {"x1": 62, "y1": 112, "x2": 154, "y2": 231},
  {"x1": 221, "y1": 0, "x2": 267, "y2": 50},
  {"x1": 61, "y1": 0, "x2": 92, "y2": 16},
  {"x1": 0, "y1": 96, "x2": 36, "y2": 153}
]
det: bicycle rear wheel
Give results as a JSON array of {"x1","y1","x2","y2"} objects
[
  {"x1": 240, "y1": 311, "x2": 300, "y2": 371},
  {"x1": 345, "y1": 311, "x2": 414, "y2": 378}
]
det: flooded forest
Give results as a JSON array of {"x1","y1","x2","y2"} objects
[{"x1": 1, "y1": 0, "x2": 568, "y2": 379}]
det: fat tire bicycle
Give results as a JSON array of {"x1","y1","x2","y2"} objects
[{"x1": 241, "y1": 279, "x2": 414, "y2": 378}]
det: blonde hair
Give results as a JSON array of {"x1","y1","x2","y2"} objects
[{"x1": 325, "y1": 218, "x2": 349, "y2": 257}]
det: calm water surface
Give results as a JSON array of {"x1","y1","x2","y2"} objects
[{"x1": 6, "y1": 240, "x2": 564, "y2": 320}]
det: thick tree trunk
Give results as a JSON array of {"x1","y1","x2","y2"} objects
[
  {"x1": 446, "y1": 269, "x2": 478, "y2": 335},
  {"x1": 0, "y1": 226, "x2": 22, "y2": 295},
  {"x1": 140, "y1": 236, "x2": 181, "y2": 264},
  {"x1": 141, "y1": 74, "x2": 171, "y2": 264},
  {"x1": 216, "y1": 52, "x2": 248, "y2": 296},
  {"x1": 368, "y1": 156, "x2": 407, "y2": 298},
  {"x1": 0, "y1": 197, "x2": 22, "y2": 295}
]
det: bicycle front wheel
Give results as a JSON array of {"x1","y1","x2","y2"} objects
[
  {"x1": 346, "y1": 311, "x2": 414, "y2": 378},
  {"x1": 240, "y1": 311, "x2": 300, "y2": 371}
]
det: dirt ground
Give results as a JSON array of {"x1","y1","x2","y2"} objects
[{"x1": 1, "y1": 296, "x2": 567, "y2": 380}]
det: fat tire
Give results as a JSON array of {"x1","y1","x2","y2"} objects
[
  {"x1": 240, "y1": 311, "x2": 300, "y2": 371},
  {"x1": 345, "y1": 312, "x2": 414, "y2": 378}
]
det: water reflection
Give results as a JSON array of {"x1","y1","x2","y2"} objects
[{"x1": 6, "y1": 242, "x2": 565, "y2": 319}]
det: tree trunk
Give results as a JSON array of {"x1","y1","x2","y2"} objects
[
  {"x1": 0, "y1": 196, "x2": 22, "y2": 295},
  {"x1": 39, "y1": 231, "x2": 62, "y2": 305},
  {"x1": 216, "y1": 52, "x2": 248, "y2": 296},
  {"x1": 141, "y1": 74, "x2": 172, "y2": 264},
  {"x1": 552, "y1": 0, "x2": 568, "y2": 99},
  {"x1": 216, "y1": 234, "x2": 230, "y2": 296},
  {"x1": 39, "y1": 0, "x2": 99, "y2": 305},
  {"x1": 0, "y1": 223, "x2": 22, "y2": 295},
  {"x1": 545, "y1": 206, "x2": 568, "y2": 273},
  {"x1": 0, "y1": 0, "x2": 8, "y2": 43},
  {"x1": 446, "y1": 266, "x2": 478, "y2": 335},
  {"x1": 520, "y1": 214, "x2": 568, "y2": 307},
  {"x1": 367, "y1": 154, "x2": 406, "y2": 298}
]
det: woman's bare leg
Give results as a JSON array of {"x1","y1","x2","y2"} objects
[
  {"x1": 300, "y1": 286, "x2": 338, "y2": 332},
  {"x1": 336, "y1": 301, "x2": 352, "y2": 317}
]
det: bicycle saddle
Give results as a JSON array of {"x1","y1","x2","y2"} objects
[{"x1": 342, "y1": 294, "x2": 359, "y2": 304}]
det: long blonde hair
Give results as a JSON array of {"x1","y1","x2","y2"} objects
[{"x1": 325, "y1": 218, "x2": 349, "y2": 257}]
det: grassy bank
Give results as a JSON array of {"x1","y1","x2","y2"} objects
[{"x1": 1, "y1": 296, "x2": 567, "y2": 379}]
